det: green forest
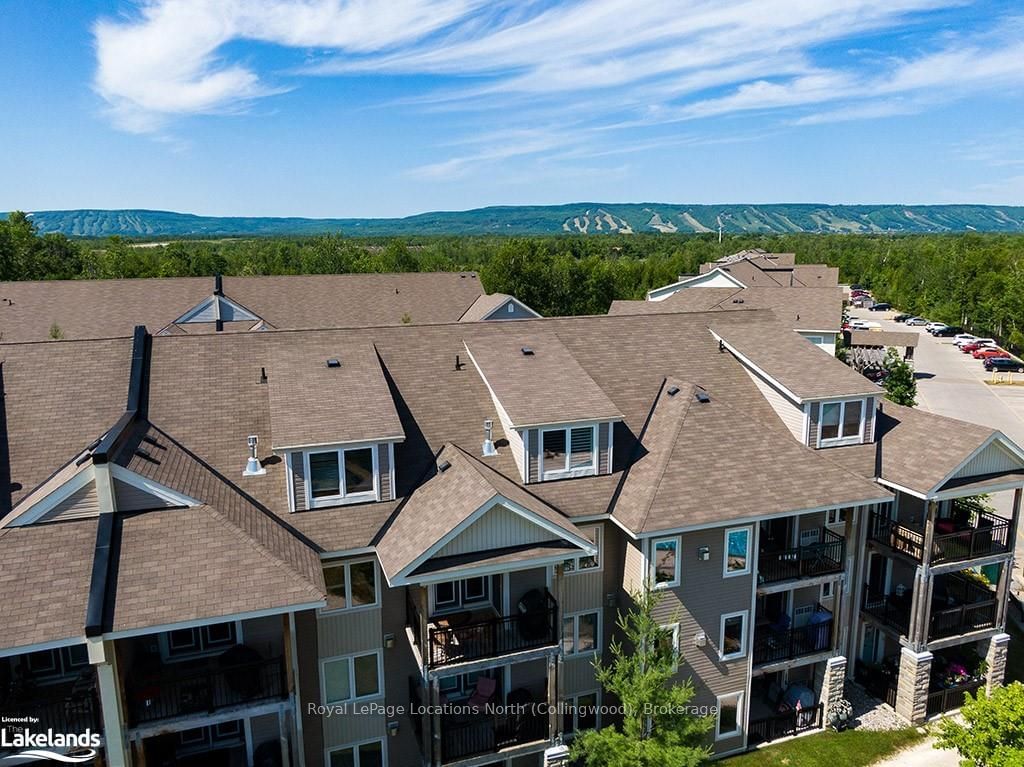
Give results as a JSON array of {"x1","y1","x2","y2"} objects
[{"x1": 3, "y1": 210, "x2": 1024, "y2": 348}]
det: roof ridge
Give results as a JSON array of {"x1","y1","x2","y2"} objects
[
  {"x1": 447, "y1": 442, "x2": 564, "y2": 516},
  {"x1": 634, "y1": 380, "x2": 695, "y2": 534}
]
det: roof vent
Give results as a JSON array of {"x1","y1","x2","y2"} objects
[
  {"x1": 521, "y1": 346, "x2": 535, "y2": 356},
  {"x1": 134, "y1": 447, "x2": 152, "y2": 460},
  {"x1": 482, "y1": 419, "x2": 498, "y2": 457},
  {"x1": 718, "y1": 339, "x2": 725, "y2": 353},
  {"x1": 695, "y1": 391, "x2": 711, "y2": 404},
  {"x1": 732, "y1": 298, "x2": 744, "y2": 304},
  {"x1": 326, "y1": 358, "x2": 341, "y2": 368},
  {"x1": 438, "y1": 460, "x2": 452, "y2": 473},
  {"x1": 259, "y1": 366, "x2": 268, "y2": 384},
  {"x1": 243, "y1": 434, "x2": 266, "y2": 477},
  {"x1": 666, "y1": 385, "x2": 680, "y2": 397}
]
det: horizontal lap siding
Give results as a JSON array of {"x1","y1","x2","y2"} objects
[
  {"x1": 290, "y1": 452, "x2": 307, "y2": 511},
  {"x1": 864, "y1": 398, "x2": 875, "y2": 443},
  {"x1": 808, "y1": 403, "x2": 820, "y2": 447},
  {"x1": 743, "y1": 367, "x2": 806, "y2": 442},
  {"x1": 527, "y1": 428, "x2": 540, "y2": 482},
  {"x1": 113, "y1": 478, "x2": 174, "y2": 512},
  {"x1": 598, "y1": 422, "x2": 611, "y2": 474},
  {"x1": 39, "y1": 483, "x2": 100, "y2": 522},
  {"x1": 377, "y1": 444, "x2": 392, "y2": 501}
]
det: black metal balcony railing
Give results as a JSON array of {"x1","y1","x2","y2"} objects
[
  {"x1": 748, "y1": 703, "x2": 823, "y2": 744},
  {"x1": 126, "y1": 656, "x2": 286, "y2": 725},
  {"x1": 758, "y1": 528, "x2": 845, "y2": 585},
  {"x1": 409, "y1": 590, "x2": 559, "y2": 668},
  {"x1": 440, "y1": 709, "x2": 547, "y2": 763},
  {"x1": 753, "y1": 607, "x2": 834, "y2": 666},
  {"x1": 930, "y1": 601, "x2": 998, "y2": 639},
  {"x1": 0, "y1": 684, "x2": 101, "y2": 748},
  {"x1": 927, "y1": 679, "x2": 985, "y2": 715},
  {"x1": 854, "y1": 659, "x2": 899, "y2": 708},
  {"x1": 861, "y1": 584, "x2": 912, "y2": 635},
  {"x1": 868, "y1": 510, "x2": 1011, "y2": 564}
]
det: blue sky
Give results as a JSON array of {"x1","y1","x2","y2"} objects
[{"x1": 1, "y1": 0, "x2": 1022, "y2": 218}]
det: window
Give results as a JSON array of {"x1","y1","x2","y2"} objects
[
  {"x1": 328, "y1": 739, "x2": 386, "y2": 767},
  {"x1": 724, "y1": 527, "x2": 751, "y2": 577},
  {"x1": 651, "y1": 537, "x2": 680, "y2": 589},
  {"x1": 306, "y1": 446, "x2": 377, "y2": 507},
  {"x1": 716, "y1": 691, "x2": 744, "y2": 740},
  {"x1": 431, "y1": 578, "x2": 490, "y2": 614},
  {"x1": 541, "y1": 425, "x2": 597, "y2": 479},
  {"x1": 24, "y1": 645, "x2": 87, "y2": 680},
  {"x1": 799, "y1": 528, "x2": 821, "y2": 547},
  {"x1": 819, "y1": 400, "x2": 864, "y2": 445},
  {"x1": 439, "y1": 670, "x2": 500, "y2": 700},
  {"x1": 322, "y1": 652, "x2": 382, "y2": 704},
  {"x1": 826, "y1": 507, "x2": 849, "y2": 527},
  {"x1": 563, "y1": 691, "x2": 600, "y2": 736},
  {"x1": 564, "y1": 525, "x2": 602, "y2": 574},
  {"x1": 821, "y1": 581, "x2": 835, "y2": 599},
  {"x1": 164, "y1": 622, "x2": 237, "y2": 660},
  {"x1": 562, "y1": 612, "x2": 600, "y2": 656},
  {"x1": 720, "y1": 611, "x2": 747, "y2": 661},
  {"x1": 507, "y1": 302, "x2": 515, "y2": 313},
  {"x1": 323, "y1": 560, "x2": 379, "y2": 612},
  {"x1": 656, "y1": 623, "x2": 680, "y2": 669}
]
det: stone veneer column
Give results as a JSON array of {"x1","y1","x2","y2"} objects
[
  {"x1": 820, "y1": 656, "x2": 847, "y2": 712},
  {"x1": 986, "y1": 633, "x2": 1011, "y2": 695},
  {"x1": 895, "y1": 648, "x2": 932, "y2": 725}
]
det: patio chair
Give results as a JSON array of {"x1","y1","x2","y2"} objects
[{"x1": 467, "y1": 676, "x2": 497, "y2": 711}]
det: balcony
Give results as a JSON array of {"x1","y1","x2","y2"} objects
[
  {"x1": 0, "y1": 673, "x2": 100, "y2": 747},
  {"x1": 748, "y1": 703, "x2": 823, "y2": 744},
  {"x1": 440, "y1": 707, "x2": 548, "y2": 763},
  {"x1": 861, "y1": 584, "x2": 912, "y2": 635},
  {"x1": 868, "y1": 509, "x2": 1011, "y2": 565},
  {"x1": 125, "y1": 654, "x2": 286, "y2": 726},
  {"x1": 753, "y1": 605, "x2": 834, "y2": 666},
  {"x1": 861, "y1": 573, "x2": 998, "y2": 642},
  {"x1": 758, "y1": 528, "x2": 845, "y2": 585},
  {"x1": 408, "y1": 589, "x2": 558, "y2": 668},
  {"x1": 927, "y1": 679, "x2": 985, "y2": 716}
]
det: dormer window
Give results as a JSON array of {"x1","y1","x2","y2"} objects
[
  {"x1": 819, "y1": 399, "x2": 864, "y2": 446},
  {"x1": 307, "y1": 446, "x2": 376, "y2": 507},
  {"x1": 541, "y1": 425, "x2": 596, "y2": 480}
]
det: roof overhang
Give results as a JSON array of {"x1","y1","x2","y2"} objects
[
  {"x1": 647, "y1": 268, "x2": 747, "y2": 300},
  {"x1": 102, "y1": 601, "x2": 326, "y2": 641}
]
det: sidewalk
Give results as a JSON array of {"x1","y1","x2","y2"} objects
[{"x1": 873, "y1": 736, "x2": 959, "y2": 767}]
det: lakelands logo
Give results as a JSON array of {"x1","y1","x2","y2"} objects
[{"x1": 1, "y1": 723, "x2": 101, "y2": 763}]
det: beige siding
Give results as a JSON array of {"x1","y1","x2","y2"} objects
[
  {"x1": 864, "y1": 397, "x2": 876, "y2": 443},
  {"x1": 322, "y1": 710, "x2": 388, "y2": 751},
  {"x1": 435, "y1": 504, "x2": 558, "y2": 558},
  {"x1": 527, "y1": 428, "x2": 540, "y2": 482},
  {"x1": 113, "y1": 478, "x2": 175, "y2": 512},
  {"x1": 742, "y1": 366, "x2": 805, "y2": 441},
  {"x1": 562, "y1": 655, "x2": 598, "y2": 696},
  {"x1": 623, "y1": 537, "x2": 645, "y2": 594},
  {"x1": 467, "y1": 346, "x2": 526, "y2": 481},
  {"x1": 651, "y1": 527, "x2": 753, "y2": 753},
  {"x1": 317, "y1": 609, "x2": 382, "y2": 657},
  {"x1": 562, "y1": 570, "x2": 604, "y2": 616},
  {"x1": 38, "y1": 482, "x2": 100, "y2": 522},
  {"x1": 808, "y1": 402, "x2": 820, "y2": 447},
  {"x1": 290, "y1": 451, "x2": 307, "y2": 511},
  {"x1": 508, "y1": 568, "x2": 547, "y2": 609},
  {"x1": 952, "y1": 439, "x2": 1022, "y2": 479}
]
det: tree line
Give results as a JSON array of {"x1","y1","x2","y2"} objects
[{"x1": 3, "y1": 210, "x2": 1023, "y2": 345}]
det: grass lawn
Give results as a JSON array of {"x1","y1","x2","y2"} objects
[{"x1": 723, "y1": 728, "x2": 926, "y2": 767}]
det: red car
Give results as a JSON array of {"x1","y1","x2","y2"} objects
[
  {"x1": 974, "y1": 347, "x2": 1010, "y2": 360},
  {"x1": 961, "y1": 340, "x2": 996, "y2": 353}
]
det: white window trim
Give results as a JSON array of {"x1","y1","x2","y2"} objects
[
  {"x1": 320, "y1": 559, "x2": 381, "y2": 615},
  {"x1": 817, "y1": 399, "x2": 866, "y2": 447},
  {"x1": 650, "y1": 536, "x2": 681, "y2": 590},
  {"x1": 719, "y1": 610, "x2": 748, "y2": 662},
  {"x1": 320, "y1": 650, "x2": 384, "y2": 705},
  {"x1": 715, "y1": 691, "x2": 745, "y2": 741},
  {"x1": 304, "y1": 444, "x2": 379, "y2": 509},
  {"x1": 826, "y1": 507, "x2": 849, "y2": 528},
  {"x1": 562, "y1": 610, "x2": 601, "y2": 657},
  {"x1": 659, "y1": 622, "x2": 681, "y2": 670},
  {"x1": 325, "y1": 737, "x2": 388, "y2": 767},
  {"x1": 429, "y1": 577, "x2": 491, "y2": 616},
  {"x1": 563, "y1": 690, "x2": 601, "y2": 738},
  {"x1": 564, "y1": 524, "x2": 603, "y2": 575},
  {"x1": 723, "y1": 526, "x2": 752, "y2": 578},
  {"x1": 539, "y1": 424, "x2": 598, "y2": 480},
  {"x1": 159, "y1": 621, "x2": 242, "y2": 663},
  {"x1": 821, "y1": 581, "x2": 835, "y2": 600}
]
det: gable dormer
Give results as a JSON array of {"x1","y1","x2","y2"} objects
[
  {"x1": 463, "y1": 333, "x2": 621, "y2": 483},
  {"x1": 268, "y1": 343, "x2": 405, "y2": 510}
]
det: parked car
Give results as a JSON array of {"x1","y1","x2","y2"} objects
[
  {"x1": 905, "y1": 317, "x2": 928, "y2": 326},
  {"x1": 961, "y1": 339, "x2": 997, "y2": 353},
  {"x1": 985, "y1": 357, "x2": 1024, "y2": 373},
  {"x1": 924, "y1": 322, "x2": 948, "y2": 333},
  {"x1": 974, "y1": 347, "x2": 1010, "y2": 360},
  {"x1": 954, "y1": 334, "x2": 981, "y2": 346},
  {"x1": 861, "y1": 365, "x2": 889, "y2": 383},
  {"x1": 893, "y1": 314, "x2": 912, "y2": 323},
  {"x1": 868, "y1": 302, "x2": 891, "y2": 311},
  {"x1": 932, "y1": 326, "x2": 963, "y2": 337}
]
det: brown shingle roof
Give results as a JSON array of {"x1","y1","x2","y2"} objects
[
  {"x1": 712, "y1": 321, "x2": 879, "y2": 401},
  {"x1": 465, "y1": 331, "x2": 622, "y2": 428},
  {"x1": 267, "y1": 341, "x2": 404, "y2": 449},
  {"x1": 459, "y1": 293, "x2": 538, "y2": 322}
]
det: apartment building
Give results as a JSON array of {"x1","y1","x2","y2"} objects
[
  {"x1": 611, "y1": 250, "x2": 844, "y2": 355},
  {"x1": 1, "y1": 304, "x2": 1021, "y2": 767}
]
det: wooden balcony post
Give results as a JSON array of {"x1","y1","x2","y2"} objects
[{"x1": 547, "y1": 653, "x2": 559, "y2": 743}]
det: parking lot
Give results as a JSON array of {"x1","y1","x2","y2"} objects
[{"x1": 849, "y1": 308, "x2": 1024, "y2": 595}]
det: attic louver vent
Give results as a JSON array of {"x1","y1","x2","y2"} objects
[
  {"x1": 438, "y1": 460, "x2": 452, "y2": 473},
  {"x1": 326, "y1": 358, "x2": 341, "y2": 368},
  {"x1": 667, "y1": 385, "x2": 680, "y2": 396},
  {"x1": 695, "y1": 391, "x2": 711, "y2": 404},
  {"x1": 521, "y1": 347, "x2": 535, "y2": 356}
]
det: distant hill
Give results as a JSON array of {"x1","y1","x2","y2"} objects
[{"x1": 7, "y1": 204, "x2": 1024, "y2": 237}]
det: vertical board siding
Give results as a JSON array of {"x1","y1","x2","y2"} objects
[
  {"x1": 562, "y1": 656, "x2": 598, "y2": 696},
  {"x1": 527, "y1": 428, "x2": 540, "y2": 483},
  {"x1": 322, "y1": 708, "x2": 388, "y2": 750},
  {"x1": 952, "y1": 440, "x2": 1021, "y2": 478},
  {"x1": 623, "y1": 538, "x2": 645, "y2": 594},
  {"x1": 378, "y1": 443, "x2": 392, "y2": 501},
  {"x1": 562, "y1": 571, "x2": 604, "y2": 615},
  {"x1": 508, "y1": 568, "x2": 546, "y2": 610},
  {"x1": 435, "y1": 505, "x2": 556, "y2": 558},
  {"x1": 317, "y1": 609, "x2": 382, "y2": 657},
  {"x1": 598, "y1": 422, "x2": 610, "y2": 474},
  {"x1": 291, "y1": 451, "x2": 307, "y2": 511},
  {"x1": 113, "y1": 478, "x2": 174, "y2": 512},
  {"x1": 39, "y1": 483, "x2": 101, "y2": 522},
  {"x1": 742, "y1": 367, "x2": 805, "y2": 441}
]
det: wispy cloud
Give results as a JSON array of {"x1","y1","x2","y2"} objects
[{"x1": 92, "y1": 1, "x2": 1024, "y2": 179}]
